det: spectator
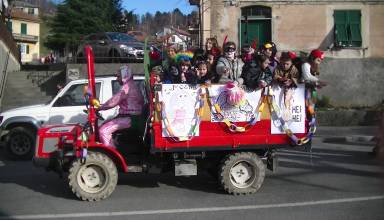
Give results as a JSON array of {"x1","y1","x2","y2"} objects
[
  {"x1": 216, "y1": 41, "x2": 244, "y2": 85},
  {"x1": 261, "y1": 41, "x2": 279, "y2": 73},
  {"x1": 301, "y1": 49, "x2": 327, "y2": 89},
  {"x1": 241, "y1": 54, "x2": 273, "y2": 90}
]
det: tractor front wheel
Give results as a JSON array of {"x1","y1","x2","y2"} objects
[{"x1": 68, "y1": 152, "x2": 118, "y2": 201}]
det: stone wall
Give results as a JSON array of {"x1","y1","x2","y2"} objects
[
  {"x1": 318, "y1": 58, "x2": 384, "y2": 107},
  {"x1": 65, "y1": 63, "x2": 144, "y2": 81},
  {"x1": 0, "y1": 40, "x2": 21, "y2": 109}
]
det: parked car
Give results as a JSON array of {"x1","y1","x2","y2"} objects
[
  {"x1": 0, "y1": 75, "x2": 145, "y2": 159},
  {"x1": 76, "y1": 32, "x2": 145, "y2": 63}
]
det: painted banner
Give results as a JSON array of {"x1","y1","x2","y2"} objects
[
  {"x1": 208, "y1": 85, "x2": 262, "y2": 122},
  {"x1": 270, "y1": 84, "x2": 306, "y2": 134},
  {"x1": 160, "y1": 84, "x2": 200, "y2": 137}
]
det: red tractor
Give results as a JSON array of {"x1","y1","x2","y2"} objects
[{"x1": 33, "y1": 46, "x2": 314, "y2": 201}]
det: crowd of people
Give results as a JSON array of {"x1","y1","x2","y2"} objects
[
  {"x1": 150, "y1": 37, "x2": 327, "y2": 91},
  {"x1": 96, "y1": 38, "x2": 329, "y2": 148}
]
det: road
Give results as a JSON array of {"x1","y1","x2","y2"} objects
[{"x1": 0, "y1": 136, "x2": 383, "y2": 220}]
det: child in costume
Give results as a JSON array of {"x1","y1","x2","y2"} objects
[
  {"x1": 216, "y1": 41, "x2": 244, "y2": 85},
  {"x1": 162, "y1": 45, "x2": 178, "y2": 78},
  {"x1": 241, "y1": 44, "x2": 255, "y2": 64},
  {"x1": 195, "y1": 61, "x2": 212, "y2": 84},
  {"x1": 206, "y1": 53, "x2": 219, "y2": 83},
  {"x1": 261, "y1": 41, "x2": 279, "y2": 73},
  {"x1": 274, "y1": 51, "x2": 301, "y2": 121},
  {"x1": 98, "y1": 65, "x2": 144, "y2": 148},
  {"x1": 178, "y1": 58, "x2": 197, "y2": 84},
  {"x1": 241, "y1": 54, "x2": 273, "y2": 90},
  {"x1": 205, "y1": 37, "x2": 221, "y2": 58},
  {"x1": 274, "y1": 51, "x2": 300, "y2": 88},
  {"x1": 301, "y1": 49, "x2": 327, "y2": 88}
]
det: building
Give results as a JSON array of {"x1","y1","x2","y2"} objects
[
  {"x1": 156, "y1": 26, "x2": 192, "y2": 50},
  {"x1": 192, "y1": 0, "x2": 384, "y2": 58},
  {"x1": 6, "y1": 0, "x2": 40, "y2": 63},
  {"x1": 190, "y1": 0, "x2": 384, "y2": 107}
]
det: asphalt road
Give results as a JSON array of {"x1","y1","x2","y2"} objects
[{"x1": 0, "y1": 137, "x2": 383, "y2": 220}]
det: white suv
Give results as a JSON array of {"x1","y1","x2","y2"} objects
[{"x1": 0, "y1": 75, "x2": 144, "y2": 159}]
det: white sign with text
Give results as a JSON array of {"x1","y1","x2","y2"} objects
[{"x1": 270, "y1": 84, "x2": 306, "y2": 134}]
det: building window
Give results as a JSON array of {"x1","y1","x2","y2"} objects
[
  {"x1": 6, "y1": 21, "x2": 12, "y2": 32},
  {"x1": 28, "y1": 8, "x2": 34, "y2": 15},
  {"x1": 334, "y1": 10, "x2": 362, "y2": 47},
  {"x1": 241, "y1": 5, "x2": 271, "y2": 18},
  {"x1": 21, "y1": 23, "x2": 27, "y2": 35},
  {"x1": 19, "y1": 44, "x2": 29, "y2": 54}
]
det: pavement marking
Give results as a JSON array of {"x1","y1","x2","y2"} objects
[{"x1": 1, "y1": 195, "x2": 384, "y2": 219}]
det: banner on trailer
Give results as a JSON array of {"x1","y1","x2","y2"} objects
[
  {"x1": 160, "y1": 84, "x2": 200, "y2": 137},
  {"x1": 208, "y1": 85, "x2": 262, "y2": 122},
  {"x1": 270, "y1": 84, "x2": 306, "y2": 134}
]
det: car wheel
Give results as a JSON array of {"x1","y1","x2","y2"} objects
[
  {"x1": 5, "y1": 127, "x2": 35, "y2": 160},
  {"x1": 219, "y1": 152, "x2": 265, "y2": 195},
  {"x1": 68, "y1": 152, "x2": 118, "y2": 201}
]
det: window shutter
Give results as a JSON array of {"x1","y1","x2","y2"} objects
[
  {"x1": 334, "y1": 11, "x2": 349, "y2": 46},
  {"x1": 6, "y1": 21, "x2": 12, "y2": 32},
  {"x1": 348, "y1": 10, "x2": 362, "y2": 47},
  {"x1": 21, "y1": 23, "x2": 27, "y2": 35}
]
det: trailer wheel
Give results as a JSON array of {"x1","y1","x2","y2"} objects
[
  {"x1": 68, "y1": 152, "x2": 118, "y2": 201},
  {"x1": 219, "y1": 152, "x2": 265, "y2": 195}
]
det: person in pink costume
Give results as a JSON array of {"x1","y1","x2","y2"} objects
[{"x1": 98, "y1": 65, "x2": 144, "y2": 148}]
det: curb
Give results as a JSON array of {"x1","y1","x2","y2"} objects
[{"x1": 322, "y1": 135, "x2": 375, "y2": 145}]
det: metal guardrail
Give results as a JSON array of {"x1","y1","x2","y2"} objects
[
  {"x1": 67, "y1": 56, "x2": 145, "y2": 64},
  {"x1": 0, "y1": 49, "x2": 10, "y2": 98}
]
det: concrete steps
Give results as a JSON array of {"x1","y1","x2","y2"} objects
[{"x1": 1, "y1": 69, "x2": 64, "y2": 111}]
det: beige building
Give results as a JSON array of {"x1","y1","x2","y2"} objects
[
  {"x1": 6, "y1": 1, "x2": 40, "y2": 63},
  {"x1": 191, "y1": 0, "x2": 384, "y2": 58}
]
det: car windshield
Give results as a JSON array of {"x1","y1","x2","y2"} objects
[{"x1": 107, "y1": 32, "x2": 137, "y2": 42}]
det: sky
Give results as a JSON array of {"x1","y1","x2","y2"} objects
[{"x1": 122, "y1": 0, "x2": 197, "y2": 15}]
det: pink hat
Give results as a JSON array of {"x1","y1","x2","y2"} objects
[{"x1": 310, "y1": 49, "x2": 324, "y2": 60}]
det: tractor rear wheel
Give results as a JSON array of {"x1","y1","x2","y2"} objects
[
  {"x1": 68, "y1": 152, "x2": 118, "y2": 201},
  {"x1": 219, "y1": 152, "x2": 265, "y2": 195}
]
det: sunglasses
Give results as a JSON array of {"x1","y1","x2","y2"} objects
[{"x1": 225, "y1": 47, "x2": 236, "y2": 52}]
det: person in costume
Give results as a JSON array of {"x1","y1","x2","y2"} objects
[
  {"x1": 241, "y1": 54, "x2": 273, "y2": 90},
  {"x1": 98, "y1": 65, "x2": 144, "y2": 148},
  {"x1": 178, "y1": 58, "x2": 197, "y2": 84},
  {"x1": 301, "y1": 49, "x2": 327, "y2": 88},
  {"x1": 162, "y1": 45, "x2": 178, "y2": 77},
  {"x1": 241, "y1": 44, "x2": 255, "y2": 64},
  {"x1": 261, "y1": 41, "x2": 279, "y2": 73},
  {"x1": 274, "y1": 51, "x2": 301, "y2": 121},
  {"x1": 205, "y1": 37, "x2": 221, "y2": 59},
  {"x1": 216, "y1": 41, "x2": 244, "y2": 85},
  {"x1": 274, "y1": 51, "x2": 300, "y2": 88},
  {"x1": 195, "y1": 61, "x2": 212, "y2": 84}
]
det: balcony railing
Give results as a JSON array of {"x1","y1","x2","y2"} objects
[{"x1": 13, "y1": 33, "x2": 38, "y2": 43}]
